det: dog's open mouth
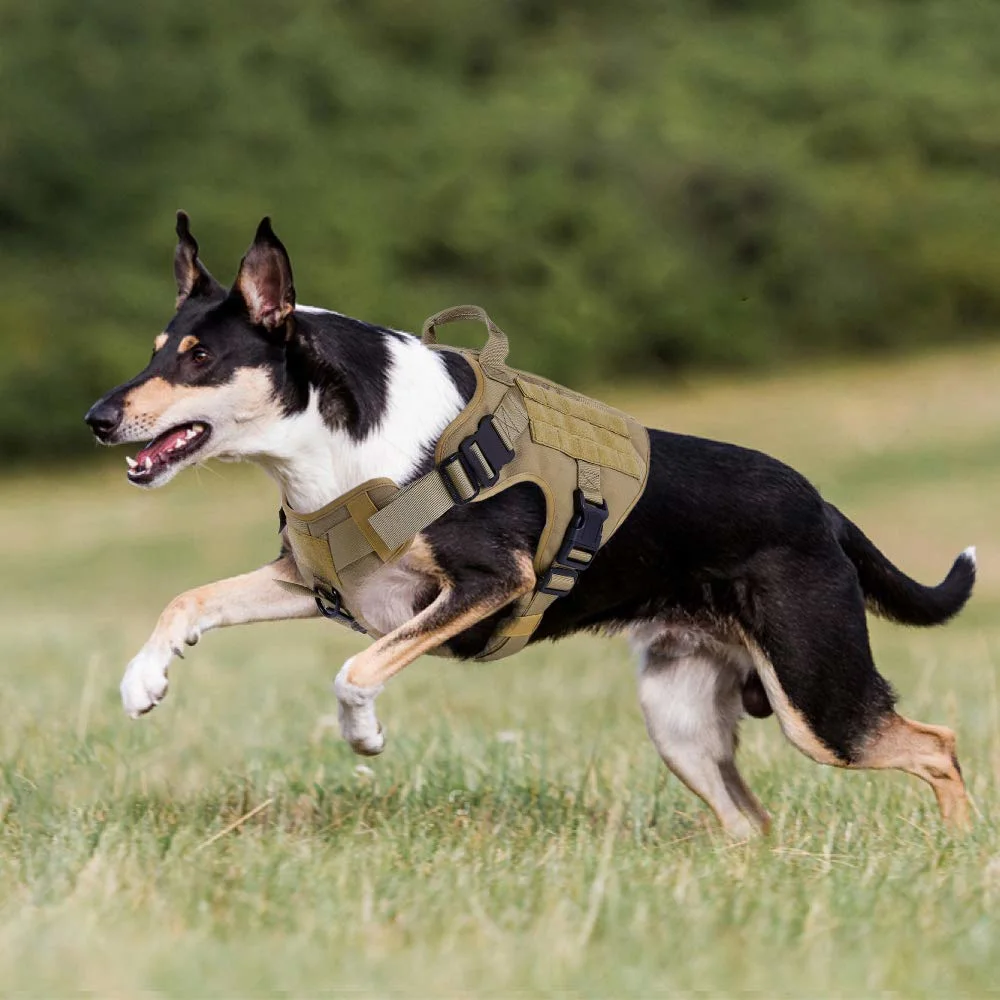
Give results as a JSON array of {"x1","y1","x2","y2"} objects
[{"x1": 126, "y1": 422, "x2": 211, "y2": 484}]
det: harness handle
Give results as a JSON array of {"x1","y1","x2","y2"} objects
[{"x1": 421, "y1": 304, "x2": 511, "y2": 380}]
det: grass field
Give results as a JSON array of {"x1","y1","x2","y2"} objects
[{"x1": 2, "y1": 346, "x2": 1000, "y2": 997}]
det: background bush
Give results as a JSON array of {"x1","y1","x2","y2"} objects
[{"x1": 2, "y1": 0, "x2": 999, "y2": 460}]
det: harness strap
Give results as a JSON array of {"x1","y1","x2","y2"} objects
[
  {"x1": 576, "y1": 460, "x2": 603, "y2": 506},
  {"x1": 368, "y1": 386, "x2": 530, "y2": 554},
  {"x1": 477, "y1": 457, "x2": 606, "y2": 660}
]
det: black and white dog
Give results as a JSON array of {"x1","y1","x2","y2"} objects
[{"x1": 85, "y1": 214, "x2": 975, "y2": 838}]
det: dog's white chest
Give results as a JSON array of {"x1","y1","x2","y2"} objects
[{"x1": 353, "y1": 557, "x2": 437, "y2": 636}]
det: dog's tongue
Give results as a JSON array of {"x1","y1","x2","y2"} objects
[{"x1": 135, "y1": 426, "x2": 195, "y2": 464}]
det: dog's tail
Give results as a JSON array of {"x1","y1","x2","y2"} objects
[{"x1": 827, "y1": 504, "x2": 975, "y2": 626}]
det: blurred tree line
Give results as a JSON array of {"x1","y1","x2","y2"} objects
[{"x1": 2, "y1": 0, "x2": 999, "y2": 460}]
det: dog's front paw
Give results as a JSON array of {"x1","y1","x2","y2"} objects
[
  {"x1": 120, "y1": 643, "x2": 172, "y2": 718},
  {"x1": 334, "y1": 659, "x2": 385, "y2": 756}
]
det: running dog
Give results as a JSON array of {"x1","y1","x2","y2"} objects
[{"x1": 85, "y1": 213, "x2": 975, "y2": 838}]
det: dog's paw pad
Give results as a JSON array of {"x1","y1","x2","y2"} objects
[{"x1": 349, "y1": 723, "x2": 385, "y2": 757}]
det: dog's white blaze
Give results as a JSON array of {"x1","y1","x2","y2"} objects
[{"x1": 259, "y1": 334, "x2": 465, "y2": 511}]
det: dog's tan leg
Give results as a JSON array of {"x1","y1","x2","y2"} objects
[
  {"x1": 854, "y1": 714, "x2": 971, "y2": 830},
  {"x1": 334, "y1": 554, "x2": 535, "y2": 755},
  {"x1": 744, "y1": 639, "x2": 970, "y2": 830},
  {"x1": 120, "y1": 551, "x2": 318, "y2": 718}
]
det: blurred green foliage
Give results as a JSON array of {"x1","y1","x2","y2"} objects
[{"x1": 2, "y1": 0, "x2": 999, "y2": 460}]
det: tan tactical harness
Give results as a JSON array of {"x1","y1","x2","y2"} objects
[{"x1": 281, "y1": 306, "x2": 650, "y2": 661}]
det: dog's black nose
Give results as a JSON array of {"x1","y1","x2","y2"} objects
[{"x1": 85, "y1": 398, "x2": 123, "y2": 440}]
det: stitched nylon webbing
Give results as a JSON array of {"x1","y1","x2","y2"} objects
[
  {"x1": 478, "y1": 458, "x2": 605, "y2": 659},
  {"x1": 486, "y1": 590, "x2": 560, "y2": 654},
  {"x1": 577, "y1": 461, "x2": 603, "y2": 506},
  {"x1": 326, "y1": 517, "x2": 373, "y2": 569},
  {"x1": 368, "y1": 389, "x2": 530, "y2": 553},
  {"x1": 367, "y1": 472, "x2": 456, "y2": 553}
]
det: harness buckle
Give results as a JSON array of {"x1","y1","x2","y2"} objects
[
  {"x1": 556, "y1": 490, "x2": 609, "y2": 569},
  {"x1": 537, "y1": 490, "x2": 609, "y2": 597},
  {"x1": 440, "y1": 415, "x2": 515, "y2": 505},
  {"x1": 314, "y1": 584, "x2": 367, "y2": 633}
]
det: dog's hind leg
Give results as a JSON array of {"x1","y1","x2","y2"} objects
[
  {"x1": 120, "y1": 549, "x2": 318, "y2": 718},
  {"x1": 742, "y1": 547, "x2": 970, "y2": 829},
  {"x1": 854, "y1": 714, "x2": 970, "y2": 828},
  {"x1": 634, "y1": 629, "x2": 770, "y2": 839}
]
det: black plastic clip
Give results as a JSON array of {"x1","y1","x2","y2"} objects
[
  {"x1": 440, "y1": 415, "x2": 515, "y2": 505},
  {"x1": 314, "y1": 584, "x2": 367, "y2": 633},
  {"x1": 537, "y1": 490, "x2": 609, "y2": 597}
]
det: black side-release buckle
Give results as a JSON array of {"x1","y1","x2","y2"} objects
[
  {"x1": 538, "y1": 490, "x2": 609, "y2": 597},
  {"x1": 440, "y1": 415, "x2": 515, "y2": 505},
  {"x1": 314, "y1": 584, "x2": 367, "y2": 633}
]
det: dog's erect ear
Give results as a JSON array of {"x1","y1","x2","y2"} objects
[
  {"x1": 233, "y1": 217, "x2": 296, "y2": 332},
  {"x1": 174, "y1": 211, "x2": 223, "y2": 308}
]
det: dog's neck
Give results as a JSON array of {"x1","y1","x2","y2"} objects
[{"x1": 253, "y1": 315, "x2": 466, "y2": 512}]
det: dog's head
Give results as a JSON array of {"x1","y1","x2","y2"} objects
[{"x1": 85, "y1": 213, "x2": 305, "y2": 487}]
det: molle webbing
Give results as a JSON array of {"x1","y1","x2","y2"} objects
[
  {"x1": 515, "y1": 378, "x2": 645, "y2": 481},
  {"x1": 281, "y1": 305, "x2": 650, "y2": 660}
]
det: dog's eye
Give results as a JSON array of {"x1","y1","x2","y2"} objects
[{"x1": 190, "y1": 347, "x2": 211, "y2": 364}]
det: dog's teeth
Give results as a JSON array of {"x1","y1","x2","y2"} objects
[
  {"x1": 126, "y1": 456, "x2": 138, "y2": 469},
  {"x1": 143, "y1": 456, "x2": 152, "y2": 470},
  {"x1": 186, "y1": 427, "x2": 198, "y2": 440}
]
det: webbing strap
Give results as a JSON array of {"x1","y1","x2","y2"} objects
[
  {"x1": 577, "y1": 460, "x2": 603, "y2": 506},
  {"x1": 493, "y1": 611, "x2": 544, "y2": 638},
  {"x1": 422, "y1": 305, "x2": 514, "y2": 385},
  {"x1": 480, "y1": 459, "x2": 605, "y2": 659},
  {"x1": 368, "y1": 389, "x2": 530, "y2": 553},
  {"x1": 368, "y1": 471, "x2": 456, "y2": 553},
  {"x1": 326, "y1": 517, "x2": 373, "y2": 569},
  {"x1": 482, "y1": 590, "x2": 561, "y2": 658}
]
